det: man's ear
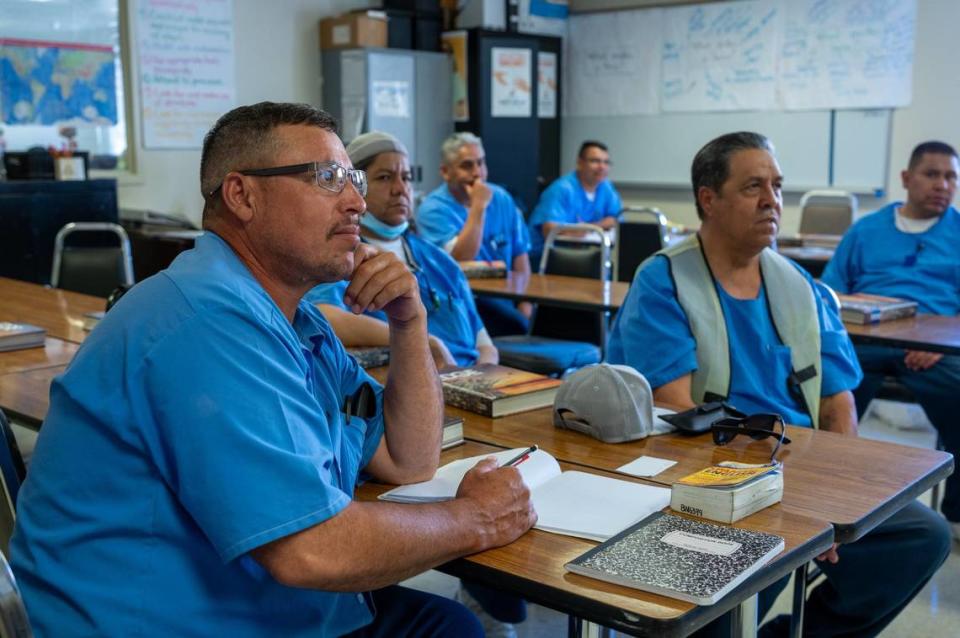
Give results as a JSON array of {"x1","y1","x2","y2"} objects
[
  {"x1": 439, "y1": 163, "x2": 451, "y2": 181},
  {"x1": 697, "y1": 186, "x2": 717, "y2": 219},
  {"x1": 900, "y1": 168, "x2": 911, "y2": 190},
  {"x1": 220, "y1": 173, "x2": 256, "y2": 223}
]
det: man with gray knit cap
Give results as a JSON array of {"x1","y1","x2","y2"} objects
[{"x1": 305, "y1": 131, "x2": 498, "y2": 369}]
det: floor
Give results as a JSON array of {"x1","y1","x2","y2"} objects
[{"x1": 401, "y1": 399, "x2": 960, "y2": 637}]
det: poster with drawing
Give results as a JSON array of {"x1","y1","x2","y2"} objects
[
  {"x1": 538, "y1": 51, "x2": 557, "y2": 119},
  {"x1": 491, "y1": 47, "x2": 532, "y2": 118},
  {"x1": 442, "y1": 31, "x2": 470, "y2": 122}
]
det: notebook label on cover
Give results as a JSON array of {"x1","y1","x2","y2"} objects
[{"x1": 661, "y1": 530, "x2": 742, "y2": 556}]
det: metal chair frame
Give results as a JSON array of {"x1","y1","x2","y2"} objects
[
  {"x1": 614, "y1": 207, "x2": 669, "y2": 282},
  {"x1": 50, "y1": 222, "x2": 134, "y2": 290}
]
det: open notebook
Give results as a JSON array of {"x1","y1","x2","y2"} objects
[{"x1": 379, "y1": 448, "x2": 671, "y2": 542}]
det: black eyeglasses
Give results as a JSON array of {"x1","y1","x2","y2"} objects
[
  {"x1": 208, "y1": 161, "x2": 367, "y2": 198},
  {"x1": 711, "y1": 413, "x2": 790, "y2": 462}
]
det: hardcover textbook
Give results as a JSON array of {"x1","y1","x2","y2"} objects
[
  {"x1": 459, "y1": 260, "x2": 508, "y2": 279},
  {"x1": 380, "y1": 447, "x2": 671, "y2": 541},
  {"x1": 345, "y1": 346, "x2": 390, "y2": 369},
  {"x1": 442, "y1": 415, "x2": 464, "y2": 450},
  {"x1": 566, "y1": 512, "x2": 784, "y2": 605},
  {"x1": 837, "y1": 293, "x2": 917, "y2": 325},
  {"x1": 439, "y1": 364, "x2": 562, "y2": 417},
  {"x1": 0, "y1": 322, "x2": 46, "y2": 352}
]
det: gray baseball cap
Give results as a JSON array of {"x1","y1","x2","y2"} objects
[{"x1": 553, "y1": 363, "x2": 655, "y2": 443}]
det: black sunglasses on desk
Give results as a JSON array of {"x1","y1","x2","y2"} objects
[{"x1": 711, "y1": 413, "x2": 790, "y2": 463}]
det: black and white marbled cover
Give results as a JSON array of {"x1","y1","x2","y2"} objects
[{"x1": 565, "y1": 511, "x2": 784, "y2": 605}]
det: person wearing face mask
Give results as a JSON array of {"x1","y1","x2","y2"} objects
[{"x1": 306, "y1": 131, "x2": 498, "y2": 370}]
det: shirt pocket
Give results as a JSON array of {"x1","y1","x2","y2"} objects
[{"x1": 339, "y1": 415, "x2": 368, "y2": 488}]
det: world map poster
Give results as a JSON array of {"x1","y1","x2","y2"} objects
[{"x1": 0, "y1": 37, "x2": 118, "y2": 125}]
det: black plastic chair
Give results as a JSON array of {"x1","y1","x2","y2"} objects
[
  {"x1": 494, "y1": 224, "x2": 608, "y2": 376},
  {"x1": 51, "y1": 222, "x2": 134, "y2": 298},
  {"x1": 615, "y1": 208, "x2": 669, "y2": 283}
]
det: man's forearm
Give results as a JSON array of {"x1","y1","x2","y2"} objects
[
  {"x1": 598, "y1": 215, "x2": 619, "y2": 229},
  {"x1": 818, "y1": 390, "x2": 858, "y2": 436},
  {"x1": 382, "y1": 313, "x2": 444, "y2": 477},
  {"x1": 252, "y1": 498, "x2": 492, "y2": 592},
  {"x1": 317, "y1": 304, "x2": 390, "y2": 346},
  {"x1": 450, "y1": 206, "x2": 486, "y2": 260},
  {"x1": 512, "y1": 253, "x2": 531, "y2": 276}
]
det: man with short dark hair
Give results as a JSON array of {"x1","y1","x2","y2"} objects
[
  {"x1": 11, "y1": 102, "x2": 535, "y2": 637},
  {"x1": 608, "y1": 131, "x2": 950, "y2": 637},
  {"x1": 528, "y1": 140, "x2": 623, "y2": 268},
  {"x1": 416, "y1": 132, "x2": 533, "y2": 335},
  {"x1": 823, "y1": 140, "x2": 960, "y2": 541}
]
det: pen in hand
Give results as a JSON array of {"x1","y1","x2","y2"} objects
[{"x1": 501, "y1": 445, "x2": 538, "y2": 468}]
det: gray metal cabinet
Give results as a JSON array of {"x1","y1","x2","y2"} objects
[{"x1": 321, "y1": 48, "x2": 453, "y2": 196}]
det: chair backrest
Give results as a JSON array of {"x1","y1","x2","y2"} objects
[
  {"x1": 51, "y1": 222, "x2": 135, "y2": 298},
  {"x1": 798, "y1": 190, "x2": 857, "y2": 236},
  {"x1": 531, "y1": 224, "x2": 611, "y2": 346},
  {"x1": 0, "y1": 412, "x2": 26, "y2": 562},
  {"x1": 615, "y1": 207, "x2": 669, "y2": 283},
  {"x1": 0, "y1": 550, "x2": 33, "y2": 638}
]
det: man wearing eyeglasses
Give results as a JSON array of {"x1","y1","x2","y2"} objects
[
  {"x1": 416, "y1": 132, "x2": 533, "y2": 336},
  {"x1": 607, "y1": 132, "x2": 950, "y2": 638},
  {"x1": 527, "y1": 141, "x2": 623, "y2": 268},
  {"x1": 822, "y1": 141, "x2": 960, "y2": 543},
  {"x1": 11, "y1": 103, "x2": 535, "y2": 637}
]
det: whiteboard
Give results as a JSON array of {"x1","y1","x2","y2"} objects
[
  {"x1": 563, "y1": 110, "x2": 831, "y2": 192},
  {"x1": 562, "y1": 108, "x2": 890, "y2": 194}
]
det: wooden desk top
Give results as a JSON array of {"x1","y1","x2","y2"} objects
[
  {"x1": 0, "y1": 338, "x2": 77, "y2": 376},
  {"x1": 468, "y1": 273, "x2": 629, "y2": 312},
  {"x1": 844, "y1": 313, "x2": 960, "y2": 355},
  {"x1": 359, "y1": 441, "x2": 832, "y2": 637},
  {"x1": 0, "y1": 277, "x2": 105, "y2": 344},
  {"x1": 452, "y1": 406, "x2": 953, "y2": 543},
  {"x1": 0, "y1": 364, "x2": 63, "y2": 429}
]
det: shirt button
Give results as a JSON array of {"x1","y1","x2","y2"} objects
[{"x1": 356, "y1": 593, "x2": 365, "y2": 604}]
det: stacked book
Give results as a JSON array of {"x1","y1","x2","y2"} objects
[
  {"x1": 459, "y1": 260, "x2": 508, "y2": 279},
  {"x1": 441, "y1": 415, "x2": 464, "y2": 450},
  {"x1": 0, "y1": 322, "x2": 46, "y2": 352},
  {"x1": 345, "y1": 346, "x2": 390, "y2": 369},
  {"x1": 837, "y1": 293, "x2": 918, "y2": 325},
  {"x1": 439, "y1": 364, "x2": 562, "y2": 417},
  {"x1": 670, "y1": 461, "x2": 783, "y2": 524}
]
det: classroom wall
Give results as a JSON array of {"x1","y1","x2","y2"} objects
[
  {"x1": 614, "y1": 0, "x2": 960, "y2": 234},
  {"x1": 117, "y1": 0, "x2": 373, "y2": 226}
]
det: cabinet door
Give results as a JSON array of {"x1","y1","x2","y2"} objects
[
  {"x1": 414, "y1": 51, "x2": 453, "y2": 195},
  {"x1": 367, "y1": 52, "x2": 416, "y2": 164}
]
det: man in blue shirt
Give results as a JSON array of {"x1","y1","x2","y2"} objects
[
  {"x1": 307, "y1": 131, "x2": 497, "y2": 369},
  {"x1": 822, "y1": 140, "x2": 960, "y2": 540},
  {"x1": 416, "y1": 132, "x2": 532, "y2": 335},
  {"x1": 11, "y1": 103, "x2": 536, "y2": 637},
  {"x1": 528, "y1": 141, "x2": 623, "y2": 268},
  {"x1": 608, "y1": 132, "x2": 950, "y2": 637}
]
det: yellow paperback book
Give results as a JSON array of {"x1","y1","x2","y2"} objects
[{"x1": 676, "y1": 461, "x2": 781, "y2": 488}]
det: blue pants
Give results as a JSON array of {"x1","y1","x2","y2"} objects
[
  {"x1": 344, "y1": 585, "x2": 483, "y2": 638},
  {"x1": 852, "y1": 344, "x2": 960, "y2": 521},
  {"x1": 462, "y1": 580, "x2": 528, "y2": 623},
  {"x1": 693, "y1": 501, "x2": 951, "y2": 638},
  {"x1": 474, "y1": 296, "x2": 529, "y2": 337}
]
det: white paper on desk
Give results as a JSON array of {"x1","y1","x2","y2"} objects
[
  {"x1": 617, "y1": 456, "x2": 677, "y2": 478},
  {"x1": 379, "y1": 448, "x2": 671, "y2": 541}
]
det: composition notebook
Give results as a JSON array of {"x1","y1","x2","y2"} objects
[
  {"x1": 379, "y1": 448, "x2": 671, "y2": 542},
  {"x1": 565, "y1": 512, "x2": 784, "y2": 605}
]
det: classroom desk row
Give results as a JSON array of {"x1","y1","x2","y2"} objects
[
  {"x1": 465, "y1": 273, "x2": 960, "y2": 355},
  {"x1": 0, "y1": 275, "x2": 956, "y2": 635}
]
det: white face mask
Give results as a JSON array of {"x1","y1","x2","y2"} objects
[{"x1": 360, "y1": 212, "x2": 408, "y2": 240}]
